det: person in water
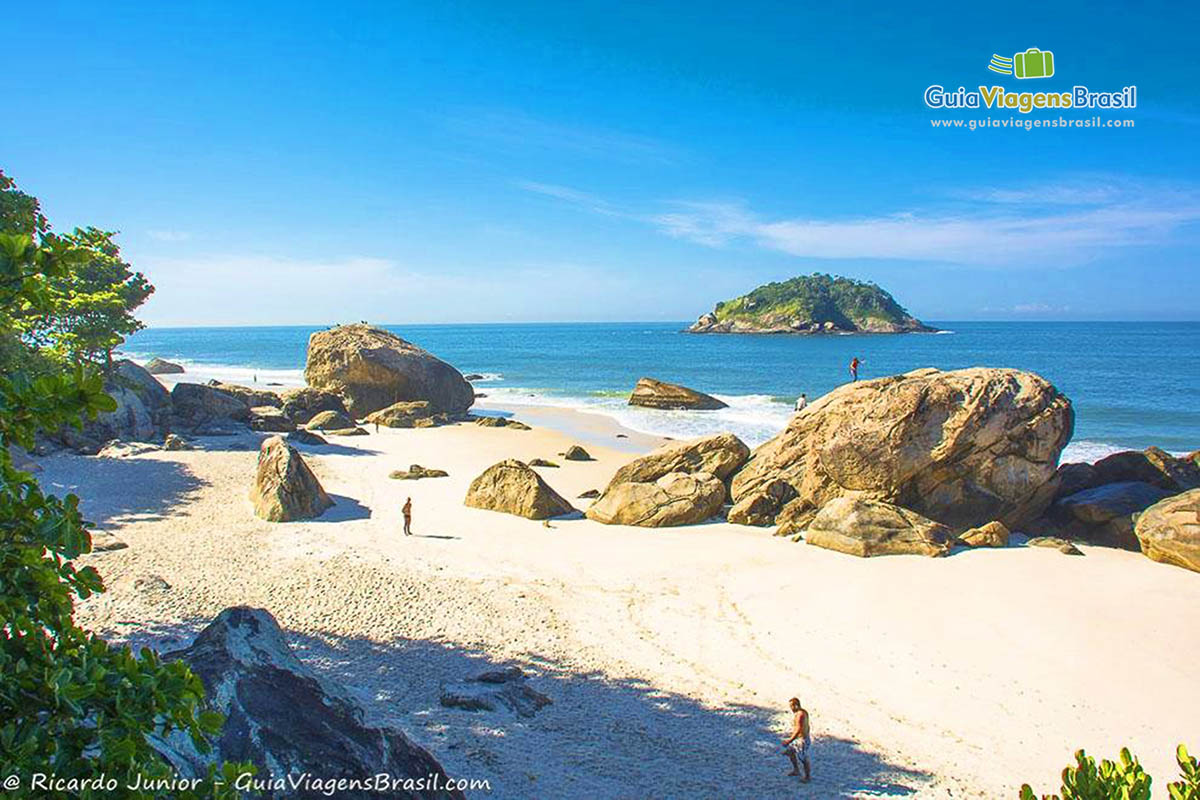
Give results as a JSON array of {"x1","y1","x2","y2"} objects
[
  {"x1": 849, "y1": 357, "x2": 862, "y2": 381},
  {"x1": 781, "y1": 697, "x2": 812, "y2": 782},
  {"x1": 402, "y1": 497, "x2": 412, "y2": 536}
]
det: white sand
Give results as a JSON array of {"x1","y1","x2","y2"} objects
[{"x1": 36, "y1": 408, "x2": 1200, "y2": 799}]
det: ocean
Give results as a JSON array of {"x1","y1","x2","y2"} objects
[{"x1": 122, "y1": 321, "x2": 1199, "y2": 463}]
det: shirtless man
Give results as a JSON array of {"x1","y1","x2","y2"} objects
[
  {"x1": 781, "y1": 697, "x2": 811, "y2": 782},
  {"x1": 402, "y1": 497, "x2": 412, "y2": 536}
]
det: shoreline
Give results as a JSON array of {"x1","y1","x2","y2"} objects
[{"x1": 38, "y1": 396, "x2": 1200, "y2": 798}]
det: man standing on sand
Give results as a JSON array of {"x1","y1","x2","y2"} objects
[
  {"x1": 849, "y1": 357, "x2": 862, "y2": 382},
  {"x1": 781, "y1": 697, "x2": 811, "y2": 782},
  {"x1": 402, "y1": 497, "x2": 412, "y2": 536}
]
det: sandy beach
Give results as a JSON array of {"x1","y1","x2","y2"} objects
[{"x1": 33, "y1": 401, "x2": 1197, "y2": 799}]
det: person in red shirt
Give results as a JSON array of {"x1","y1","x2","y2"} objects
[{"x1": 849, "y1": 357, "x2": 862, "y2": 382}]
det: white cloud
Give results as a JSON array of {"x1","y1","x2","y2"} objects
[{"x1": 521, "y1": 176, "x2": 1200, "y2": 268}]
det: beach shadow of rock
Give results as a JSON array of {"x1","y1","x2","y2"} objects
[
  {"x1": 314, "y1": 494, "x2": 372, "y2": 522},
  {"x1": 114, "y1": 620, "x2": 934, "y2": 799},
  {"x1": 38, "y1": 454, "x2": 208, "y2": 528},
  {"x1": 191, "y1": 431, "x2": 383, "y2": 457}
]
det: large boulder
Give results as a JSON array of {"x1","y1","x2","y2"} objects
[
  {"x1": 1134, "y1": 488, "x2": 1200, "y2": 573},
  {"x1": 586, "y1": 472, "x2": 725, "y2": 527},
  {"x1": 70, "y1": 359, "x2": 174, "y2": 448},
  {"x1": 1056, "y1": 447, "x2": 1200, "y2": 498},
  {"x1": 250, "y1": 436, "x2": 333, "y2": 521},
  {"x1": 603, "y1": 433, "x2": 750, "y2": 492},
  {"x1": 160, "y1": 607, "x2": 464, "y2": 800},
  {"x1": 305, "y1": 409, "x2": 358, "y2": 431},
  {"x1": 628, "y1": 377, "x2": 727, "y2": 410},
  {"x1": 728, "y1": 368, "x2": 1074, "y2": 533},
  {"x1": 464, "y1": 459, "x2": 574, "y2": 519},
  {"x1": 365, "y1": 400, "x2": 448, "y2": 429},
  {"x1": 208, "y1": 381, "x2": 281, "y2": 409},
  {"x1": 248, "y1": 405, "x2": 296, "y2": 433},
  {"x1": 804, "y1": 497, "x2": 954, "y2": 558},
  {"x1": 145, "y1": 357, "x2": 184, "y2": 374},
  {"x1": 304, "y1": 324, "x2": 473, "y2": 418},
  {"x1": 1041, "y1": 481, "x2": 1172, "y2": 550},
  {"x1": 171, "y1": 382, "x2": 251, "y2": 429},
  {"x1": 278, "y1": 387, "x2": 349, "y2": 425}
]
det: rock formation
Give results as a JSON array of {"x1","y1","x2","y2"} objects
[
  {"x1": 171, "y1": 382, "x2": 251, "y2": 429},
  {"x1": 603, "y1": 433, "x2": 750, "y2": 492},
  {"x1": 286, "y1": 429, "x2": 328, "y2": 446},
  {"x1": 390, "y1": 465, "x2": 449, "y2": 480},
  {"x1": 728, "y1": 368, "x2": 1073, "y2": 533},
  {"x1": 438, "y1": 666, "x2": 551, "y2": 718},
  {"x1": 305, "y1": 409, "x2": 358, "y2": 431},
  {"x1": 365, "y1": 400, "x2": 448, "y2": 428},
  {"x1": 207, "y1": 381, "x2": 281, "y2": 409},
  {"x1": 958, "y1": 520, "x2": 1010, "y2": 548},
  {"x1": 247, "y1": 405, "x2": 296, "y2": 433},
  {"x1": 249, "y1": 436, "x2": 333, "y2": 522},
  {"x1": 563, "y1": 445, "x2": 592, "y2": 461},
  {"x1": 628, "y1": 377, "x2": 727, "y2": 410},
  {"x1": 278, "y1": 387, "x2": 349, "y2": 425},
  {"x1": 464, "y1": 459, "x2": 574, "y2": 519},
  {"x1": 145, "y1": 357, "x2": 184, "y2": 374},
  {"x1": 1040, "y1": 481, "x2": 1171, "y2": 550},
  {"x1": 1135, "y1": 488, "x2": 1200, "y2": 573},
  {"x1": 586, "y1": 472, "x2": 725, "y2": 527},
  {"x1": 803, "y1": 497, "x2": 954, "y2": 557},
  {"x1": 304, "y1": 324, "x2": 473, "y2": 418},
  {"x1": 160, "y1": 607, "x2": 464, "y2": 799},
  {"x1": 474, "y1": 416, "x2": 530, "y2": 430}
]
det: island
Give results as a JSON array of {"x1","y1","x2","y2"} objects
[{"x1": 686, "y1": 273, "x2": 936, "y2": 334}]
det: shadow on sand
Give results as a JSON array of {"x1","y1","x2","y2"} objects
[
  {"x1": 113, "y1": 618, "x2": 933, "y2": 799},
  {"x1": 38, "y1": 454, "x2": 209, "y2": 528}
]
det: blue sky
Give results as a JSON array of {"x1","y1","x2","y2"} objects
[{"x1": 4, "y1": 1, "x2": 1198, "y2": 325}]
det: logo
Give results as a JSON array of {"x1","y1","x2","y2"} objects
[{"x1": 988, "y1": 48, "x2": 1055, "y2": 79}]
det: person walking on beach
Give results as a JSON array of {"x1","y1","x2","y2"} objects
[
  {"x1": 794, "y1": 393, "x2": 808, "y2": 413},
  {"x1": 849, "y1": 357, "x2": 862, "y2": 382},
  {"x1": 402, "y1": 497, "x2": 413, "y2": 536},
  {"x1": 781, "y1": 697, "x2": 812, "y2": 782}
]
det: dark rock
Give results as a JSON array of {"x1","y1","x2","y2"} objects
[
  {"x1": 172, "y1": 382, "x2": 251, "y2": 429},
  {"x1": 208, "y1": 382, "x2": 281, "y2": 409},
  {"x1": 278, "y1": 388, "x2": 349, "y2": 426},
  {"x1": 529, "y1": 458, "x2": 559, "y2": 468},
  {"x1": 563, "y1": 445, "x2": 592, "y2": 461},
  {"x1": 474, "y1": 416, "x2": 531, "y2": 430},
  {"x1": 248, "y1": 406, "x2": 296, "y2": 433},
  {"x1": 365, "y1": 400, "x2": 448, "y2": 429},
  {"x1": 439, "y1": 666, "x2": 551, "y2": 718},
  {"x1": 577, "y1": 489, "x2": 601, "y2": 499},
  {"x1": 1042, "y1": 481, "x2": 1172, "y2": 550},
  {"x1": 286, "y1": 429, "x2": 328, "y2": 446},
  {"x1": 160, "y1": 607, "x2": 464, "y2": 799},
  {"x1": 463, "y1": 374, "x2": 485, "y2": 381}
]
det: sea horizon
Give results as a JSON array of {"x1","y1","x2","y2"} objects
[{"x1": 124, "y1": 320, "x2": 1200, "y2": 461}]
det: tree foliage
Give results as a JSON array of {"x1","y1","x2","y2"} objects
[
  {"x1": 1020, "y1": 745, "x2": 1200, "y2": 800},
  {"x1": 0, "y1": 173, "x2": 245, "y2": 798},
  {"x1": 1, "y1": 170, "x2": 153, "y2": 368},
  {"x1": 712, "y1": 272, "x2": 920, "y2": 328}
]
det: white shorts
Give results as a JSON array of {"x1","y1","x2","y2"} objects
[{"x1": 789, "y1": 737, "x2": 811, "y2": 760}]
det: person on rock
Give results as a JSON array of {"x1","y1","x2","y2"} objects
[
  {"x1": 849, "y1": 357, "x2": 862, "y2": 382},
  {"x1": 781, "y1": 697, "x2": 812, "y2": 782},
  {"x1": 402, "y1": 497, "x2": 413, "y2": 536},
  {"x1": 794, "y1": 393, "x2": 808, "y2": 413}
]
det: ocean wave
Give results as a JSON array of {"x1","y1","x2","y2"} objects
[
  {"x1": 477, "y1": 386, "x2": 794, "y2": 446},
  {"x1": 117, "y1": 352, "x2": 307, "y2": 388},
  {"x1": 466, "y1": 372, "x2": 503, "y2": 382}
]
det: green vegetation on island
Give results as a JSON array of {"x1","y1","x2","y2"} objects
[{"x1": 687, "y1": 273, "x2": 935, "y2": 334}]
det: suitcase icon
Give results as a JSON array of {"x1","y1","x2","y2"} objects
[{"x1": 1014, "y1": 48, "x2": 1054, "y2": 79}]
